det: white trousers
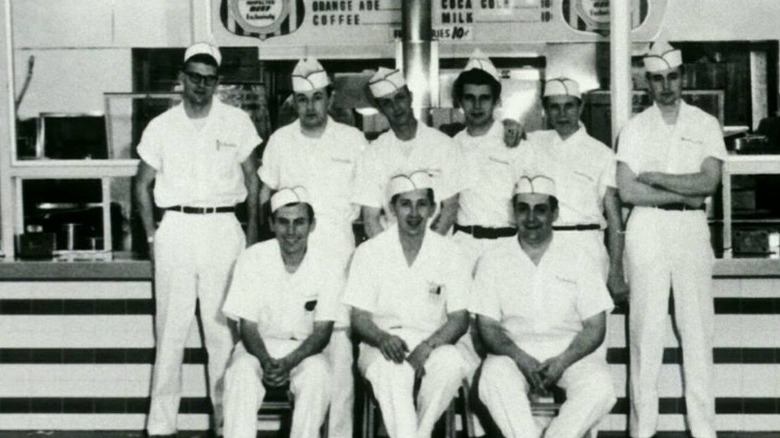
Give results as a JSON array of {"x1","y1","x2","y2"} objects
[
  {"x1": 223, "y1": 342, "x2": 331, "y2": 438},
  {"x1": 358, "y1": 330, "x2": 467, "y2": 438},
  {"x1": 147, "y1": 212, "x2": 244, "y2": 435},
  {"x1": 479, "y1": 355, "x2": 615, "y2": 438},
  {"x1": 323, "y1": 328, "x2": 355, "y2": 438},
  {"x1": 625, "y1": 208, "x2": 716, "y2": 438}
]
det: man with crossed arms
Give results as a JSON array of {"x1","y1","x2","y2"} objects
[
  {"x1": 472, "y1": 175, "x2": 616, "y2": 438},
  {"x1": 345, "y1": 171, "x2": 470, "y2": 438},
  {"x1": 617, "y1": 40, "x2": 724, "y2": 438},
  {"x1": 222, "y1": 187, "x2": 341, "y2": 438}
]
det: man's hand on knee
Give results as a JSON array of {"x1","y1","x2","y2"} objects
[
  {"x1": 378, "y1": 333, "x2": 409, "y2": 363},
  {"x1": 405, "y1": 341, "x2": 434, "y2": 378}
]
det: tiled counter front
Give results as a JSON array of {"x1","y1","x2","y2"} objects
[{"x1": 0, "y1": 260, "x2": 778, "y2": 432}]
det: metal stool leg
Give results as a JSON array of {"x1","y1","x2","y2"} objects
[{"x1": 459, "y1": 379, "x2": 476, "y2": 438}]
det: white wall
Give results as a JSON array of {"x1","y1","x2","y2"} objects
[
  {"x1": 13, "y1": 49, "x2": 132, "y2": 119},
  {"x1": 8, "y1": 0, "x2": 780, "y2": 117},
  {"x1": 665, "y1": 0, "x2": 780, "y2": 41}
]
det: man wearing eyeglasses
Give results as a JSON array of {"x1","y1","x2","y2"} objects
[{"x1": 134, "y1": 42, "x2": 262, "y2": 438}]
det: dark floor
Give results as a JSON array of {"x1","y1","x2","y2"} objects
[{"x1": 0, "y1": 433, "x2": 778, "y2": 438}]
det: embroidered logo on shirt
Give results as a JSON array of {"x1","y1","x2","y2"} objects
[
  {"x1": 331, "y1": 157, "x2": 353, "y2": 164},
  {"x1": 488, "y1": 156, "x2": 511, "y2": 166},
  {"x1": 573, "y1": 170, "x2": 595, "y2": 182},
  {"x1": 680, "y1": 136, "x2": 704, "y2": 145},
  {"x1": 216, "y1": 140, "x2": 238, "y2": 151}
]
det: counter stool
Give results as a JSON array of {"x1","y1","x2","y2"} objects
[
  {"x1": 530, "y1": 387, "x2": 592, "y2": 438},
  {"x1": 259, "y1": 384, "x2": 329, "y2": 437},
  {"x1": 361, "y1": 377, "x2": 475, "y2": 438}
]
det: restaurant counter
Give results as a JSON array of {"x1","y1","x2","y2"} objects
[
  {"x1": 1, "y1": 256, "x2": 778, "y2": 279},
  {"x1": 0, "y1": 256, "x2": 779, "y2": 433}
]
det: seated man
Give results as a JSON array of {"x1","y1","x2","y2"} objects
[
  {"x1": 471, "y1": 175, "x2": 616, "y2": 438},
  {"x1": 222, "y1": 187, "x2": 342, "y2": 438},
  {"x1": 344, "y1": 171, "x2": 471, "y2": 438}
]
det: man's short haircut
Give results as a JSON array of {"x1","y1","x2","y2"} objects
[
  {"x1": 271, "y1": 202, "x2": 316, "y2": 223},
  {"x1": 183, "y1": 54, "x2": 219, "y2": 71},
  {"x1": 453, "y1": 69, "x2": 502, "y2": 106},
  {"x1": 390, "y1": 188, "x2": 435, "y2": 207},
  {"x1": 513, "y1": 193, "x2": 559, "y2": 212}
]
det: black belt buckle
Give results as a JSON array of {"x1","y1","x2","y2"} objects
[
  {"x1": 455, "y1": 224, "x2": 516, "y2": 239},
  {"x1": 167, "y1": 205, "x2": 235, "y2": 214},
  {"x1": 657, "y1": 203, "x2": 703, "y2": 212},
  {"x1": 553, "y1": 224, "x2": 601, "y2": 231}
]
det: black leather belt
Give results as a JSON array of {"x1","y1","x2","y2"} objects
[
  {"x1": 454, "y1": 224, "x2": 517, "y2": 239},
  {"x1": 656, "y1": 203, "x2": 705, "y2": 211},
  {"x1": 553, "y1": 224, "x2": 601, "y2": 231},
  {"x1": 165, "y1": 205, "x2": 236, "y2": 214}
]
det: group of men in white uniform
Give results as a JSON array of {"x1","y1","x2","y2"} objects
[{"x1": 135, "y1": 38, "x2": 724, "y2": 438}]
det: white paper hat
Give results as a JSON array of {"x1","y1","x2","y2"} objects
[
  {"x1": 544, "y1": 77, "x2": 581, "y2": 99},
  {"x1": 270, "y1": 186, "x2": 311, "y2": 213},
  {"x1": 515, "y1": 175, "x2": 557, "y2": 198},
  {"x1": 369, "y1": 67, "x2": 406, "y2": 98},
  {"x1": 184, "y1": 42, "x2": 222, "y2": 66},
  {"x1": 292, "y1": 58, "x2": 330, "y2": 92},
  {"x1": 463, "y1": 48, "x2": 500, "y2": 82},
  {"x1": 643, "y1": 40, "x2": 683, "y2": 73},
  {"x1": 387, "y1": 170, "x2": 433, "y2": 200}
]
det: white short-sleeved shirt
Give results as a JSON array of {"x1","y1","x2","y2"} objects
[
  {"x1": 617, "y1": 101, "x2": 727, "y2": 176},
  {"x1": 455, "y1": 121, "x2": 526, "y2": 228},
  {"x1": 352, "y1": 124, "x2": 466, "y2": 212},
  {"x1": 343, "y1": 225, "x2": 470, "y2": 335},
  {"x1": 258, "y1": 118, "x2": 367, "y2": 242},
  {"x1": 222, "y1": 239, "x2": 343, "y2": 340},
  {"x1": 137, "y1": 100, "x2": 261, "y2": 208},
  {"x1": 469, "y1": 236, "x2": 613, "y2": 361},
  {"x1": 516, "y1": 128, "x2": 616, "y2": 228}
]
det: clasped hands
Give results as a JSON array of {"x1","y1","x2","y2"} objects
[
  {"x1": 260, "y1": 356, "x2": 295, "y2": 388},
  {"x1": 517, "y1": 353, "x2": 568, "y2": 394},
  {"x1": 378, "y1": 333, "x2": 433, "y2": 379}
]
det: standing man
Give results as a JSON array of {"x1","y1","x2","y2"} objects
[
  {"x1": 451, "y1": 49, "x2": 525, "y2": 271},
  {"x1": 616, "y1": 40, "x2": 725, "y2": 438},
  {"x1": 345, "y1": 171, "x2": 471, "y2": 438},
  {"x1": 222, "y1": 187, "x2": 339, "y2": 438},
  {"x1": 472, "y1": 175, "x2": 616, "y2": 438},
  {"x1": 257, "y1": 58, "x2": 366, "y2": 438},
  {"x1": 519, "y1": 77, "x2": 628, "y2": 301},
  {"x1": 353, "y1": 68, "x2": 467, "y2": 238},
  {"x1": 134, "y1": 42, "x2": 262, "y2": 437}
]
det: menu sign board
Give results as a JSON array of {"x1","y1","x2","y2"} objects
[{"x1": 215, "y1": 0, "x2": 667, "y2": 50}]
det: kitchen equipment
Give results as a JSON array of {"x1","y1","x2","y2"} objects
[
  {"x1": 733, "y1": 134, "x2": 771, "y2": 154},
  {"x1": 18, "y1": 232, "x2": 55, "y2": 259},
  {"x1": 60, "y1": 223, "x2": 88, "y2": 250}
]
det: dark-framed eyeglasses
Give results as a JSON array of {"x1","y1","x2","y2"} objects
[{"x1": 183, "y1": 71, "x2": 218, "y2": 86}]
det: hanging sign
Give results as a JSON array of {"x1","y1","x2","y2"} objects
[{"x1": 215, "y1": 0, "x2": 668, "y2": 51}]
